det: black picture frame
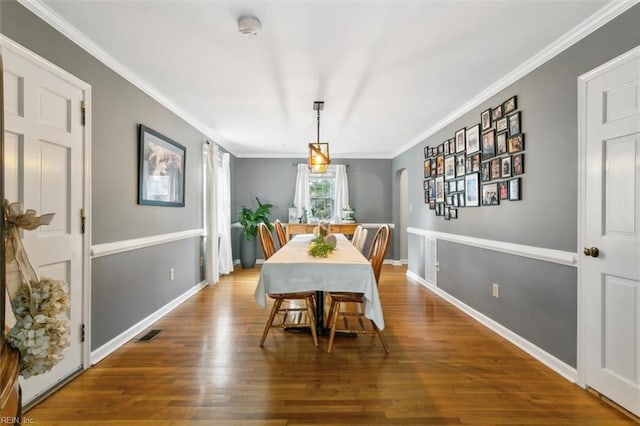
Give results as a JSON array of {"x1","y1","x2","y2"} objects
[
  {"x1": 458, "y1": 192, "x2": 465, "y2": 207},
  {"x1": 503, "y1": 96, "x2": 517, "y2": 114},
  {"x1": 424, "y1": 146, "x2": 430, "y2": 159},
  {"x1": 501, "y1": 156, "x2": 512, "y2": 178},
  {"x1": 470, "y1": 153, "x2": 481, "y2": 173},
  {"x1": 455, "y1": 128, "x2": 466, "y2": 153},
  {"x1": 496, "y1": 132, "x2": 508, "y2": 155},
  {"x1": 444, "y1": 206, "x2": 451, "y2": 220},
  {"x1": 429, "y1": 199, "x2": 436, "y2": 210},
  {"x1": 491, "y1": 105, "x2": 503, "y2": 121},
  {"x1": 481, "y1": 130, "x2": 495, "y2": 160},
  {"x1": 436, "y1": 155, "x2": 445, "y2": 175},
  {"x1": 490, "y1": 158, "x2": 501, "y2": 180},
  {"x1": 430, "y1": 159, "x2": 437, "y2": 177},
  {"x1": 481, "y1": 162, "x2": 491, "y2": 182},
  {"x1": 495, "y1": 117, "x2": 508, "y2": 133},
  {"x1": 445, "y1": 156, "x2": 456, "y2": 180},
  {"x1": 450, "y1": 208, "x2": 458, "y2": 219},
  {"x1": 466, "y1": 124, "x2": 480, "y2": 154},
  {"x1": 465, "y1": 156, "x2": 472, "y2": 174},
  {"x1": 455, "y1": 154, "x2": 466, "y2": 177},
  {"x1": 465, "y1": 173, "x2": 480, "y2": 207},
  {"x1": 481, "y1": 109, "x2": 491, "y2": 131},
  {"x1": 508, "y1": 133, "x2": 525, "y2": 153},
  {"x1": 449, "y1": 139, "x2": 456, "y2": 154},
  {"x1": 512, "y1": 153, "x2": 525, "y2": 175},
  {"x1": 482, "y1": 182, "x2": 500, "y2": 206},
  {"x1": 424, "y1": 160, "x2": 431, "y2": 178},
  {"x1": 509, "y1": 178, "x2": 521, "y2": 200},
  {"x1": 498, "y1": 181, "x2": 509, "y2": 200},
  {"x1": 435, "y1": 176, "x2": 445, "y2": 202},
  {"x1": 508, "y1": 111, "x2": 521, "y2": 135},
  {"x1": 444, "y1": 140, "x2": 450, "y2": 156},
  {"x1": 138, "y1": 124, "x2": 186, "y2": 207}
]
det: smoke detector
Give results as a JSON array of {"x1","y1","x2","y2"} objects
[{"x1": 238, "y1": 16, "x2": 261, "y2": 36}]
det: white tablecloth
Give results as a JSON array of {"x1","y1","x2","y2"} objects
[{"x1": 254, "y1": 234, "x2": 385, "y2": 329}]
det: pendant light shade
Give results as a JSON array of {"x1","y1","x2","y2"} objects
[
  {"x1": 308, "y1": 142, "x2": 329, "y2": 173},
  {"x1": 308, "y1": 101, "x2": 330, "y2": 173}
]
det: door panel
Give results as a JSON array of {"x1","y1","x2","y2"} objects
[
  {"x1": 2, "y1": 42, "x2": 85, "y2": 405},
  {"x1": 582, "y1": 47, "x2": 640, "y2": 416}
]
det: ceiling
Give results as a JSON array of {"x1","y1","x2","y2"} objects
[{"x1": 34, "y1": 0, "x2": 612, "y2": 158}]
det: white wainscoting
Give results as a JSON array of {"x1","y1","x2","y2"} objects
[
  {"x1": 90, "y1": 229, "x2": 207, "y2": 363},
  {"x1": 407, "y1": 227, "x2": 580, "y2": 383},
  {"x1": 90, "y1": 280, "x2": 208, "y2": 365},
  {"x1": 406, "y1": 270, "x2": 578, "y2": 383}
]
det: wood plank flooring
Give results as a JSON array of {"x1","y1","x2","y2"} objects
[{"x1": 27, "y1": 265, "x2": 634, "y2": 425}]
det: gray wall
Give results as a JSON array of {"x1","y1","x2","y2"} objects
[
  {"x1": 392, "y1": 5, "x2": 640, "y2": 367},
  {"x1": 1, "y1": 1, "x2": 206, "y2": 349},
  {"x1": 233, "y1": 158, "x2": 393, "y2": 259}
]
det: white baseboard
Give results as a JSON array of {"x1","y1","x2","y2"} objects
[
  {"x1": 90, "y1": 280, "x2": 208, "y2": 365},
  {"x1": 406, "y1": 270, "x2": 578, "y2": 384}
]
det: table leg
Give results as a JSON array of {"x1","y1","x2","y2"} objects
[{"x1": 315, "y1": 290, "x2": 326, "y2": 335}]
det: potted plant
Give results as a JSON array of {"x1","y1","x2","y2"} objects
[{"x1": 238, "y1": 197, "x2": 273, "y2": 268}]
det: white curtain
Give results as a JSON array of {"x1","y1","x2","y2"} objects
[
  {"x1": 334, "y1": 164, "x2": 349, "y2": 220},
  {"x1": 203, "y1": 142, "x2": 219, "y2": 284},
  {"x1": 217, "y1": 152, "x2": 233, "y2": 275},
  {"x1": 293, "y1": 163, "x2": 309, "y2": 217}
]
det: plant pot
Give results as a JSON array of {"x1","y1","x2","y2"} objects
[{"x1": 240, "y1": 236, "x2": 256, "y2": 269}]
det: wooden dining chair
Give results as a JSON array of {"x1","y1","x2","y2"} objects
[
  {"x1": 257, "y1": 223, "x2": 318, "y2": 347},
  {"x1": 351, "y1": 226, "x2": 368, "y2": 253},
  {"x1": 274, "y1": 219, "x2": 288, "y2": 248},
  {"x1": 326, "y1": 224, "x2": 391, "y2": 353}
]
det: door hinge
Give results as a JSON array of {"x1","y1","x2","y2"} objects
[
  {"x1": 81, "y1": 324, "x2": 85, "y2": 342},
  {"x1": 81, "y1": 100, "x2": 86, "y2": 126},
  {"x1": 80, "y1": 208, "x2": 86, "y2": 234}
]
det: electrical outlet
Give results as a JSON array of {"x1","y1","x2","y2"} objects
[
  {"x1": 170, "y1": 268, "x2": 175, "y2": 281},
  {"x1": 492, "y1": 283, "x2": 500, "y2": 298}
]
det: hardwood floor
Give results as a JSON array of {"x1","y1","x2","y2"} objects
[{"x1": 28, "y1": 265, "x2": 633, "y2": 425}]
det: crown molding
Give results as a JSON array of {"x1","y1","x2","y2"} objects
[
  {"x1": 17, "y1": 0, "x2": 233, "y2": 153},
  {"x1": 16, "y1": 0, "x2": 637, "y2": 160},
  {"x1": 235, "y1": 152, "x2": 392, "y2": 159},
  {"x1": 390, "y1": 0, "x2": 639, "y2": 159}
]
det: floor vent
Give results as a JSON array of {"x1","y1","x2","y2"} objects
[{"x1": 136, "y1": 329, "x2": 162, "y2": 342}]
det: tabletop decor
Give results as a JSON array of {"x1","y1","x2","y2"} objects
[
  {"x1": 308, "y1": 223, "x2": 336, "y2": 257},
  {"x1": 3, "y1": 200, "x2": 70, "y2": 378}
]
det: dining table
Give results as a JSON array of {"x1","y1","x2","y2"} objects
[{"x1": 254, "y1": 233, "x2": 385, "y2": 334}]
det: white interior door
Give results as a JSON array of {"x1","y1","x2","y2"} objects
[
  {"x1": 2, "y1": 41, "x2": 86, "y2": 405},
  {"x1": 580, "y1": 45, "x2": 640, "y2": 416}
]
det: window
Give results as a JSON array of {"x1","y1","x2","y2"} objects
[{"x1": 309, "y1": 167, "x2": 336, "y2": 222}]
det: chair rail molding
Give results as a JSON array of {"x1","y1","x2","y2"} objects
[
  {"x1": 91, "y1": 228, "x2": 205, "y2": 258},
  {"x1": 407, "y1": 227, "x2": 577, "y2": 267}
]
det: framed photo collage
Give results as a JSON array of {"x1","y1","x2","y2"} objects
[{"x1": 423, "y1": 95, "x2": 524, "y2": 220}]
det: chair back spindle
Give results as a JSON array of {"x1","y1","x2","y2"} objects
[
  {"x1": 367, "y1": 224, "x2": 391, "y2": 285},
  {"x1": 257, "y1": 223, "x2": 277, "y2": 260},
  {"x1": 274, "y1": 220, "x2": 287, "y2": 248}
]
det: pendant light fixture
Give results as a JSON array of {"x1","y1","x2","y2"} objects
[{"x1": 308, "y1": 101, "x2": 330, "y2": 173}]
